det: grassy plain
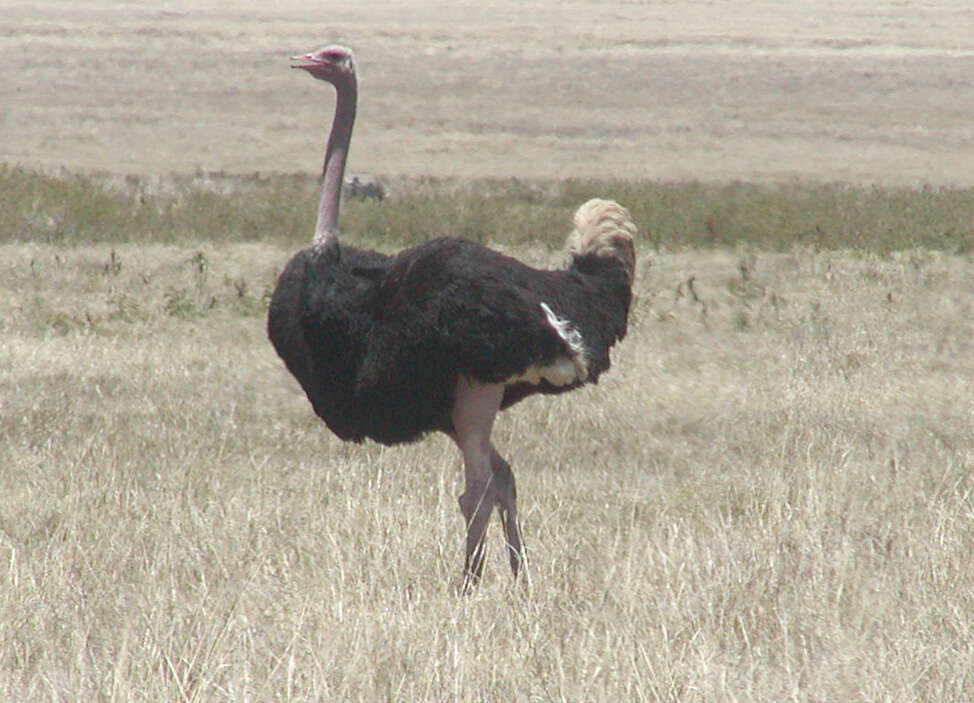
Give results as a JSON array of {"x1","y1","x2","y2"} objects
[
  {"x1": 1, "y1": 0, "x2": 973, "y2": 700},
  {"x1": 3, "y1": 1, "x2": 974, "y2": 184},
  {"x1": 1, "y1": 171, "x2": 972, "y2": 700}
]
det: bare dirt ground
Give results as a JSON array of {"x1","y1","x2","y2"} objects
[{"x1": 3, "y1": 1, "x2": 974, "y2": 184}]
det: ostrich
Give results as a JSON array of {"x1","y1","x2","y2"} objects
[{"x1": 268, "y1": 45, "x2": 637, "y2": 589}]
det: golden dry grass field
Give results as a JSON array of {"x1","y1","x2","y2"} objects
[
  {"x1": 1, "y1": 241, "x2": 971, "y2": 700},
  {"x1": 3, "y1": 0, "x2": 974, "y2": 183},
  {"x1": 1, "y1": 1, "x2": 973, "y2": 701}
]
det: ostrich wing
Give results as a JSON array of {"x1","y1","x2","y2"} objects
[{"x1": 357, "y1": 238, "x2": 593, "y2": 394}]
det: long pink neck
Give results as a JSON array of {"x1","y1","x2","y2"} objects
[{"x1": 313, "y1": 78, "x2": 357, "y2": 249}]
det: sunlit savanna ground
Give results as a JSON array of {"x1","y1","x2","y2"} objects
[
  {"x1": 1, "y1": 238, "x2": 970, "y2": 700},
  {"x1": 1, "y1": 1, "x2": 973, "y2": 700}
]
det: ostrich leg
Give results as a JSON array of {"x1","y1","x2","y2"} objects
[
  {"x1": 451, "y1": 377, "x2": 504, "y2": 591},
  {"x1": 490, "y1": 447, "x2": 524, "y2": 580}
]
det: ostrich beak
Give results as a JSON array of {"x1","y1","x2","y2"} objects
[{"x1": 290, "y1": 53, "x2": 321, "y2": 70}]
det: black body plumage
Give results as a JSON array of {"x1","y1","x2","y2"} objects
[{"x1": 267, "y1": 237, "x2": 632, "y2": 446}]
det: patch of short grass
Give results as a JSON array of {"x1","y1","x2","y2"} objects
[{"x1": 2, "y1": 165, "x2": 973, "y2": 254}]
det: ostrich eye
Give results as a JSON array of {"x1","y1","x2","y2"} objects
[{"x1": 323, "y1": 51, "x2": 345, "y2": 63}]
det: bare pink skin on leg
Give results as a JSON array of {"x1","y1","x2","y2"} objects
[{"x1": 450, "y1": 376, "x2": 524, "y2": 590}]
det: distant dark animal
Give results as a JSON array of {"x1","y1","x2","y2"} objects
[
  {"x1": 268, "y1": 45, "x2": 637, "y2": 589},
  {"x1": 343, "y1": 174, "x2": 386, "y2": 201}
]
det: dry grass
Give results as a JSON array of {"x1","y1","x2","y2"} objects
[
  {"x1": 1, "y1": 240, "x2": 971, "y2": 701},
  {"x1": 3, "y1": 1, "x2": 974, "y2": 184},
  {"x1": 1, "y1": 3, "x2": 973, "y2": 698}
]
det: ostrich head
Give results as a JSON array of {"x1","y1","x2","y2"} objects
[{"x1": 291, "y1": 45, "x2": 357, "y2": 86}]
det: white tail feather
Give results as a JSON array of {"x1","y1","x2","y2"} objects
[{"x1": 566, "y1": 198, "x2": 637, "y2": 285}]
